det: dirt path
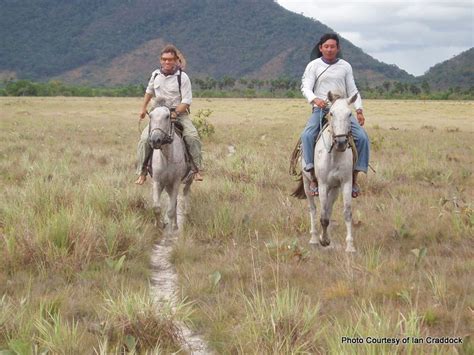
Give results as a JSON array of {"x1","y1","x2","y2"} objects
[{"x1": 150, "y1": 197, "x2": 212, "y2": 354}]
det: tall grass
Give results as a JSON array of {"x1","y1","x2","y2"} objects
[
  {"x1": 0, "y1": 97, "x2": 190, "y2": 352},
  {"x1": 237, "y1": 286, "x2": 321, "y2": 354},
  {"x1": 173, "y1": 98, "x2": 473, "y2": 353},
  {"x1": 100, "y1": 289, "x2": 193, "y2": 352},
  {"x1": 1, "y1": 97, "x2": 472, "y2": 353}
]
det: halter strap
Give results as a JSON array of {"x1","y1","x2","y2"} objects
[{"x1": 148, "y1": 111, "x2": 175, "y2": 148}]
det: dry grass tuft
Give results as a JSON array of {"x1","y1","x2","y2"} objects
[{"x1": 1, "y1": 97, "x2": 472, "y2": 352}]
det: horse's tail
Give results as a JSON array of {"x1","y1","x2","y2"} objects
[{"x1": 291, "y1": 175, "x2": 307, "y2": 199}]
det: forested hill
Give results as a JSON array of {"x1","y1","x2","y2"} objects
[
  {"x1": 0, "y1": 0, "x2": 421, "y2": 86},
  {"x1": 421, "y1": 48, "x2": 474, "y2": 90}
]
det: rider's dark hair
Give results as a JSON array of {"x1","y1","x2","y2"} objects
[{"x1": 311, "y1": 33, "x2": 341, "y2": 60}]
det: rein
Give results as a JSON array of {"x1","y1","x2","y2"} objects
[
  {"x1": 147, "y1": 110, "x2": 175, "y2": 148},
  {"x1": 328, "y1": 132, "x2": 352, "y2": 153},
  {"x1": 322, "y1": 97, "x2": 351, "y2": 154},
  {"x1": 319, "y1": 108, "x2": 331, "y2": 152}
]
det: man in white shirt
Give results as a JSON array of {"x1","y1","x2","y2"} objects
[
  {"x1": 300, "y1": 33, "x2": 369, "y2": 197},
  {"x1": 135, "y1": 45, "x2": 203, "y2": 185}
]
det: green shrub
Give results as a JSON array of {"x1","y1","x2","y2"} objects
[{"x1": 192, "y1": 109, "x2": 215, "y2": 139}]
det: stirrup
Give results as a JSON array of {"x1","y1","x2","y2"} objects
[
  {"x1": 182, "y1": 170, "x2": 195, "y2": 184},
  {"x1": 309, "y1": 183, "x2": 319, "y2": 196},
  {"x1": 352, "y1": 185, "x2": 360, "y2": 198}
]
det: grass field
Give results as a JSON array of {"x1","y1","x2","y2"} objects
[{"x1": 1, "y1": 97, "x2": 473, "y2": 353}]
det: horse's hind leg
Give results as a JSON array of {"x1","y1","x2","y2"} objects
[
  {"x1": 342, "y1": 183, "x2": 355, "y2": 253},
  {"x1": 152, "y1": 180, "x2": 165, "y2": 228},
  {"x1": 303, "y1": 175, "x2": 318, "y2": 244}
]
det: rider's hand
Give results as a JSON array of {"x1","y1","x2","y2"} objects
[
  {"x1": 356, "y1": 111, "x2": 365, "y2": 126},
  {"x1": 139, "y1": 110, "x2": 147, "y2": 120},
  {"x1": 313, "y1": 98, "x2": 326, "y2": 109}
]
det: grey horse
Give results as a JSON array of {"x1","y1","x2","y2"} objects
[
  {"x1": 148, "y1": 106, "x2": 192, "y2": 230},
  {"x1": 293, "y1": 91, "x2": 357, "y2": 252}
]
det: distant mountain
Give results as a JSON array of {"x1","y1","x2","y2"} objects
[
  {"x1": 0, "y1": 0, "x2": 430, "y2": 87},
  {"x1": 419, "y1": 48, "x2": 474, "y2": 90}
]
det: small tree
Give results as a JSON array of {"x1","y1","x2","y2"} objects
[
  {"x1": 382, "y1": 81, "x2": 391, "y2": 92},
  {"x1": 421, "y1": 80, "x2": 431, "y2": 94},
  {"x1": 192, "y1": 109, "x2": 215, "y2": 139},
  {"x1": 409, "y1": 84, "x2": 421, "y2": 96}
]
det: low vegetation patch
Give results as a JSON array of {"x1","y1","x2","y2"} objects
[{"x1": 1, "y1": 97, "x2": 472, "y2": 353}]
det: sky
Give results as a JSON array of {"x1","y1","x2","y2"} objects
[{"x1": 277, "y1": 0, "x2": 473, "y2": 76}]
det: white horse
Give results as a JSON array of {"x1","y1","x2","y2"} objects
[
  {"x1": 293, "y1": 91, "x2": 357, "y2": 252},
  {"x1": 148, "y1": 106, "x2": 192, "y2": 230}
]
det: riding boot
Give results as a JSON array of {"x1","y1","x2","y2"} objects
[
  {"x1": 183, "y1": 136, "x2": 202, "y2": 172},
  {"x1": 352, "y1": 170, "x2": 360, "y2": 197},
  {"x1": 304, "y1": 166, "x2": 318, "y2": 185},
  {"x1": 352, "y1": 170, "x2": 359, "y2": 185},
  {"x1": 142, "y1": 143, "x2": 153, "y2": 176}
]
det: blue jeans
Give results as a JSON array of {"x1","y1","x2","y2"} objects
[{"x1": 300, "y1": 108, "x2": 370, "y2": 173}]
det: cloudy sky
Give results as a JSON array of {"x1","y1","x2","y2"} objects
[{"x1": 277, "y1": 0, "x2": 473, "y2": 76}]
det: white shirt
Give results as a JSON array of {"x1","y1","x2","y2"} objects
[
  {"x1": 301, "y1": 58, "x2": 363, "y2": 110},
  {"x1": 145, "y1": 69, "x2": 192, "y2": 108}
]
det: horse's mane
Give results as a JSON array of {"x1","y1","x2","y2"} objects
[{"x1": 328, "y1": 91, "x2": 344, "y2": 103}]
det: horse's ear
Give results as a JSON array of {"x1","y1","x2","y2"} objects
[
  {"x1": 349, "y1": 93, "x2": 358, "y2": 104},
  {"x1": 328, "y1": 91, "x2": 334, "y2": 103}
]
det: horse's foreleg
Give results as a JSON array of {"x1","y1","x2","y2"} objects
[
  {"x1": 182, "y1": 182, "x2": 192, "y2": 216},
  {"x1": 342, "y1": 183, "x2": 355, "y2": 253},
  {"x1": 167, "y1": 184, "x2": 180, "y2": 231},
  {"x1": 152, "y1": 180, "x2": 164, "y2": 228},
  {"x1": 318, "y1": 185, "x2": 331, "y2": 247},
  {"x1": 319, "y1": 187, "x2": 341, "y2": 247},
  {"x1": 308, "y1": 197, "x2": 318, "y2": 244}
]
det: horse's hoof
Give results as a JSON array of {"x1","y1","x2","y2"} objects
[
  {"x1": 345, "y1": 245, "x2": 356, "y2": 253},
  {"x1": 309, "y1": 236, "x2": 318, "y2": 244},
  {"x1": 319, "y1": 238, "x2": 331, "y2": 247}
]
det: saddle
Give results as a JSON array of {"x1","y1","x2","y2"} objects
[{"x1": 289, "y1": 124, "x2": 358, "y2": 177}]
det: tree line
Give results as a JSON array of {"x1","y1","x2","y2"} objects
[{"x1": 1, "y1": 78, "x2": 472, "y2": 100}]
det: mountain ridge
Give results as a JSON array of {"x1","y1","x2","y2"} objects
[{"x1": 0, "y1": 0, "x2": 471, "y2": 89}]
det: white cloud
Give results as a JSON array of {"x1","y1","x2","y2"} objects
[
  {"x1": 372, "y1": 46, "x2": 470, "y2": 75},
  {"x1": 277, "y1": 0, "x2": 473, "y2": 75}
]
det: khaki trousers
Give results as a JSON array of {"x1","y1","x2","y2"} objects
[{"x1": 136, "y1": 113, "x2": 202, "y2": 175}]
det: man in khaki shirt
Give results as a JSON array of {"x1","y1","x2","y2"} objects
[{"x1": 135, "y1": 44, "x2": 203, "y2": 184}]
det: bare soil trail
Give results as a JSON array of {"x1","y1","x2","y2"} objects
[{"x1": 150, "y1": 197, "x2": 212, "y2": 354}]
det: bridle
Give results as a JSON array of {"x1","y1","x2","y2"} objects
[
  {"x1": 328, "y1": 130, "x2": 351, "y2": 153},
  {"x1": 147, "y1": 110, "x2": 175, "y2": 149},
  {"x1": 325, "y1": 98, "x2": 351, "y2": 153}
]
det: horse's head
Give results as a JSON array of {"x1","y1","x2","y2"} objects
[
  {"x1": 148, "y1": 107, "x2": 173, "y2": 149},
  {"x1": 327, "y1": 91, "x2": 358, "y2": 152}
]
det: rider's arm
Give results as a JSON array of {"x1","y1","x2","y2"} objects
[
  {"x1": 344, "y1": 63, "x2": 363, "y2": 110},
  {"x1": 177, "y1": 72, "x2": 192, "y2": 115},
  {"x1": 139, "y1": 93, "x2": 153, "y2": 119},
  {"x1": 172, "y1": 72, "x2": 192, "y2": 117},
  {"x1": 301, "y1": 61, "x2": 317, "y2": 103},
  {"x1": 175, "y1": 103, "x2": 190, "y2": 115}
]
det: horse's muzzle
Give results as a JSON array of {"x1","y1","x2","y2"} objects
[
  {"x1": 149, "y1": 134, "x2": 163, "y2": 150},
  {"x1": 334, "y1": 136, "x2": 348, "y2": 152}
]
